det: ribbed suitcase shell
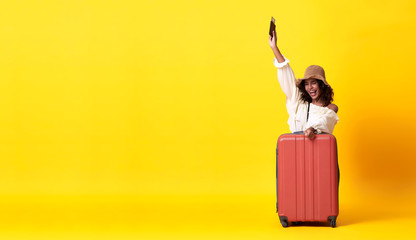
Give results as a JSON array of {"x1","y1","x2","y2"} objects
[{"x1": 277, "y1": 134, "x2": 338, "y2": 222}]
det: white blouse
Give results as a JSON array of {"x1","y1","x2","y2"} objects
[{"x1": 273, "y1": 57, "x2": 339, "y2": 134}]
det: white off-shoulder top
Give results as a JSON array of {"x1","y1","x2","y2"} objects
[{"x1": 273, "y1": 57, "x2": 339, "y2": 134}]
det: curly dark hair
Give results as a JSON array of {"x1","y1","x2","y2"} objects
[{"x1": 298, "y1": 79, "x2": 334, "y2": 106}]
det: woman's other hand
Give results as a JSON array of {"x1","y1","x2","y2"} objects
[
  {"x1": 304, "y1": 127, "x2": 316, "y2": 140},
  {"x1": 269, "y1": 30, "x2": 277, "y2": 49}
]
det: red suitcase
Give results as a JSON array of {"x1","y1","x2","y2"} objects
[{"x1": 277, "y1": 133, "x2": 339, "y2": 227}]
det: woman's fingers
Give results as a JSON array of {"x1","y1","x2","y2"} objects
[
  {"x1": 304, "y1": 130, "x2": 315, "y2": 140},
  {"x1": 309, "y1": 131, "x2": 315, "y2": 139}
]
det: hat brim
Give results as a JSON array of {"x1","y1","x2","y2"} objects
[{"x1": 296, "y1": 75, "x2": 329, "y2": 87}]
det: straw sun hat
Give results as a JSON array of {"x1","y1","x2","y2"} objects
[{"x1": 296, "y1": 65, "x2": 330, "y2": 87}]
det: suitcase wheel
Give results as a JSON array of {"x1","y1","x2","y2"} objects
[
  {"x1": 279, "y1": 216, "x2": 288, "y2": 228},
  {"x1": 328, "y1": 216, "x2": 337, "y2": 228}
]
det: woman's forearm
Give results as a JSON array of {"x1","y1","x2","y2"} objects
[
  {"x1": 272, "y1": 46, "x2": 285, "y2": 63},
  {"x1": 269, "y1": 31, "x2": 285, "y2": 63}
]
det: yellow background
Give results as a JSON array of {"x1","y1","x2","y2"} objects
[{"x1": 1, "y1": 0, "x2": 416, "y2": 239}]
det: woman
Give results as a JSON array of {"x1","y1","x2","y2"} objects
[
  {"x1": 269, "y1": 30, "x2": 339, "y2": 138},
  {"x1": 270, "y1": 29, "x2": 339, "y2": 213}
]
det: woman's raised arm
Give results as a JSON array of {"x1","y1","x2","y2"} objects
[
  {"x1": 269, "y1": 29, "x2": 299, "y2": 110},
  {"x1": 269, "y1": 30, "x2": 285, "y2": 63}
]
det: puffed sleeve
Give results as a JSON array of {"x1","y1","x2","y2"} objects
[
  {"x1": 305, "y1": 108, "x2": 339, "y2": 134},
  {"x1": 273, "y1": 57, "x2": 300, "y2": 114}
]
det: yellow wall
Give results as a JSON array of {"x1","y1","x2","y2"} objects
[{"x1": 1, "y1": 0, "x2": 416, "y2": 221}]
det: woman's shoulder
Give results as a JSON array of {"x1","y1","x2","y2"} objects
[{"x1": 326, "y1": 103, "x2": 338, "y2": 113}]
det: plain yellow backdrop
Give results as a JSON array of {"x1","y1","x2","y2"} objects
[{"x1": 1, "y1": 0, "x2": 416, "y2": 239}]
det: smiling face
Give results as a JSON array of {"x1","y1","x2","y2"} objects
[{"x1": 304, "y1": 79, "x2": 320, "y2": 101}]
